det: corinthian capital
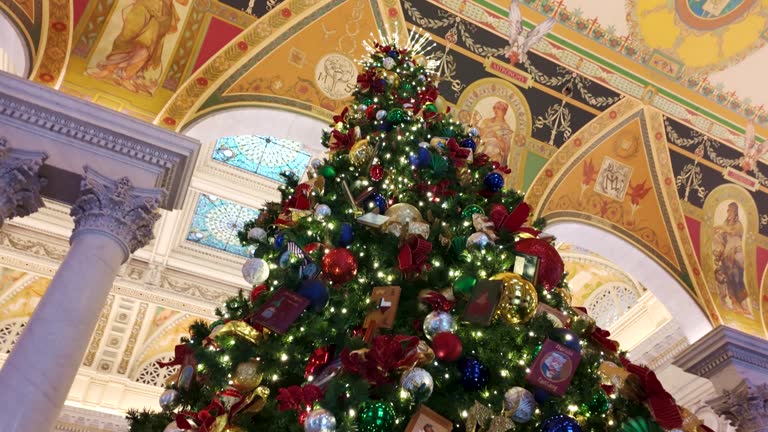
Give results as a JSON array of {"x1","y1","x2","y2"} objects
[
  {"x1": 70, "y1": 167, "x2": 166, "y2": 261},
  {"x1": 0, "y1": 137, "x2": 48, "y2": 226},
  {"x1": 707, "y1": 380, "x2": 768, "y2": 431}
]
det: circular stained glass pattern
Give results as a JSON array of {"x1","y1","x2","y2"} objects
[
  {"x1": 213, "y1": 135, "x2": 311, "y2": 183},
  {"x1": 187, "y1": 194, "x2": 260, "y2": 256}
]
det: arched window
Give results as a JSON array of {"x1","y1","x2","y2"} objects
[
  {"x1": 133, "y1": 354, "x2": 179, "y2": 387},
  {"x1": 187, "y1": 193, "x2": 260, "y2": 256},
  {"x1": 213, "y1": 135, "x2": 311, "y2": 183},
  {"x1": 586, "y1": 283, "x2": 641, "y2": 329},
  {"x1": 0, "y1": 318, "x2": 26, "y2": 353},
  {"x1": 0, "y1": 11, "x2": 31, "y2": 76}
]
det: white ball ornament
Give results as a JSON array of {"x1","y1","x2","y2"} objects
[
  {"x1": 242, "y1": 258, "x2": 270, "y2": 285},
  {"x1": 466, "y1": 232, "x2": 493, "y2": 249},
  {"x1": 400, "y1": 367, "x2": 434, "y2": 399},
  {"x1": 376, "y1": 109, "x2": 388, "y2": 121},
  {"x1": 247, "y1": 227, "x2": 267, "y2": 242},
  {"x1": 382, "y1": 56, "x2": 396, "y2": 70},
  {"x1": 314, "y1": 204, "x2": 332, "y2": 219},
  {"x1": 304, "y1": 408, "x2": 337, "y2": 432},
  {"x1": 503, "y1": 387, "x2": 536, "y2": 423}
]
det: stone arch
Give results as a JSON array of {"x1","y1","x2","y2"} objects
[
  {"x1": 545, "y1": 220, "x2": 712, "y2": 343},
  {"x1": 0, "y1": 9, "x2": 32, "y2": 76}
]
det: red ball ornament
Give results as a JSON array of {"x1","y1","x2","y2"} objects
[
  {"x1": 514, "y1": 238, "x2": 564, "y2": 290},
  {"x1": 321, "y1": 248, "x2": 358, "y2": 285},
  {"x1": 369, "y1": 164, "x2": 384, "y2": 182},
  {"x1": 432, "y1": 332, "x2": 463, "y2": 362}
]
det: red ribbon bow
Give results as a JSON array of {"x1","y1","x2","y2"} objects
[
  {"x1": 276, "y1": 385, "x2": 324, "y2": 422},
  {"x1": 329, "y1": 128, "x2": 356, "y2": 152},
  {"x1": 620, "y1": 358, "x2": 683, "y2": 429},
  {"x1": 157, "y1": 344, "x2": 194, "y2": 368},
  {"x1": 175, "y1": 395, "x2": 227, "y2": 432},
  {"x1": 489, "y1": 202, "x2": 530, "y2": 233},
  {"x1": 446, "y1": 138, "x2": 472, "y2": 167},
  {"x1": 250, "y1": 284, "x2": 267, "y2": 303},
  {"x1": 357, "y1": 70, "x2": 376, "y2": 92},
  {"x1": 332, "y1": 107, "x2": 349, "y2": 125},
  {"x1": 305, "y1": 345, "x2": 335, "y2": 379},
  {"x1": 284, "y1": 183, "x2": 312, "y2": 211},
  {"x1": 398, "y1": 236, "x2": 432, "y2": 274},
  {"x1": 421, "y1": 291, "x2": 456, "y2": 312},
  {"x1": 472, "y1": 152, "x2": 491, "y2": 167},
  {"x1": 490, "y1": 161, "x2": 513, "y2": 174},
  {"x1": 341, "y1": 335, "x2": 420, "y2": 385}
]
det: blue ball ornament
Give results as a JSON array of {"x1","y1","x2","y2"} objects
[
  {"x1": 550, "y1": 328, "x2": 582, "y2": 353},
  {"x1": 274, "y1": 233, "x2": 286, "y2": 250},
  {"x1": 417, "y1": 147, "x2": 432, "y2": 168},
  {"x1": 457, "y1": 357, "x2": 489, "y2": 391},
  {"x1": 387, "y1": 50, "x2": 399, "y2": 59},
  {"x1": 533, "y1": 388, "x2": 551, "y2": 404},
  {"x1": 541, "y1": 415, "x2": 582, "y2": 432},
  {"x1": 483, "y1": 172, "x2": 505, "y2": 192},
  {"x1": 337, "y1": 223, "x2": 354, "y2": 247},
  {"x1": 460, "y1": 137, "x2": 477, "y2": 152},
  {"x1": 367, "y1": 193, "x2": 387, "y2": 214},
  {"x1": 297, "y1": 280, "x2": 329, "y2": 312}
]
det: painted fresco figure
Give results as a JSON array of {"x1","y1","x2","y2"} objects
[
  {"x1": 712, "y1": 202, "x2": 750, "y2": 314},
  {"x1": 473, "y1": 101, "x2": 514, "y2": 164},
  {"x1": 87, "y1": 0, "x2": 189, "y2": 93}
]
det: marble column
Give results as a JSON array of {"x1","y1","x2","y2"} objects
[
  {"x1": 0, "y1": 167, "x2": 164, "y2": 432},
  {"x1": 673, "y1": 326, "x2": 768, "y2": 432},
  {"x1": 0, "y1": 137, "x2": 47, "y2": 226}
]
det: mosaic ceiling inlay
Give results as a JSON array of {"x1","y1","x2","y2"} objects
[
  {"x1": 212, "y1": 135, "x2": 311, "y2": 183},
  {"x1": 187, "y1": 194, "x2": 260, "y2": 256}
]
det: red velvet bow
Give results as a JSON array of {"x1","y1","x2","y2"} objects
[
  {"x1": 284, "y1": 183, "x2": 312, "y2": 211},
  {"x1": 620, "y1": 358, "x2": 683, "y2": 429},
  {"x1": 305, "y1": 345, "x2": 335, "y2": 379},
  {"x1": 341, "y1": 335, "x2": 420, "y2": 385},
  {"x1": 357, "y1": 70, "x2": 376, "y2": 92},
  {"x1": 332, "y1": 107, "x2": 349, "y2": 125},
  {"x1": 329, "y1": 128, "x2": 356, "y2": 152},
  {"x1": 276, "y1": 385, "x2": 324, "y2": 424},
  {"x1": 421, "y1": 291, "x2": 456, "y2": 312},
  {"x1": 472, "y1": 152, "x2": 491, "y2": 167},
  {"x1": 157, "y1": 344, "x2": 194, "y2": 368},
  {"x1": 175, "y1": 397, "x2": 225, "y2": 432},
  {"x1": 398, "y1": 236, "x2": 432, "y2": 274},
  {"x1": 446, "y1": 138, "x2": 472, "y2": 167},
  {"x1": 490, "y1": 162, "x2": 513, "y2": 174},
  {"x1": 489, "y1": 202, "x2": 530, "y2": 233},
  {"x1": 428, "y1": 180, "x2": 455, "y2": 199}
]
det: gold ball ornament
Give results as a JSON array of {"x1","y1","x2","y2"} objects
[
  {"x1": 383, "y1": 71, "x2": 400, "y2": 86},
  {"x1": 491, "y1": 272, "x2": 538, "y2": 324},
  {"x1": 412, "y1": 55, "x2": 427, "y2": 67},
  {"x1": 384, "y1": 203, "x2": 424, "y2": 226},
  {"x1": 223, "y1": 426, "x2": 246, "y2": 432},
  {"x1": 349, "y1": 139, "x2": 374, "y2": 167},
  {"x1": 232, "y1": 359, "x2": 263, "y2": 391}
]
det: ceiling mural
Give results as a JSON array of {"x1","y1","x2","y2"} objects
[{"x1": 4, "y1": 0, "x2": 768, "y2": 336}]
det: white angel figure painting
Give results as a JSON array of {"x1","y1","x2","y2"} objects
[
  {"x1": 740, "y1": 122, "x2": 767, "y2": 172},
  {"x1": 505, "y1": 0, "x2": 555, "y2": 65}
]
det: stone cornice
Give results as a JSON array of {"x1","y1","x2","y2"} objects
[
  {"x1": 0, "y1": 72, "x2": 200, "y2": 209},
  {"x1": 673, "y1": 326, "x2": 768, "y2": 379}
]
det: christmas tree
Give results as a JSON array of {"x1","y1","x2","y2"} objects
[{"x1": 128, "y1": 31, "x2": 714, "y2": 432}]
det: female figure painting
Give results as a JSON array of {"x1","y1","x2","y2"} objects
[
  {"x1": 87, "y1": 0, "x2": 189, "y2": 94},
  {"x1": 712, "y1": 202, "x2": 750, "y2": 315},
  {"x1": 473, "y1": 100, "x2": 515, "y2": 164}
]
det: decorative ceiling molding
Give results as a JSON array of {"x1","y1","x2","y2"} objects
[{"x1": 28, "y1": 0, "x2": 71, "y2": 88}]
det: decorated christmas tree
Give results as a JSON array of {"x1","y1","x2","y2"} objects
[{"x1": 128, "y1": 32, "x2": 714, "y2": 432}]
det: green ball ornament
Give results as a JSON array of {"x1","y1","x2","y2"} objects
[
  {"x1": 461, "y1": 205, "x2": 485, "y2": 218},
  {"x1": 386, "y1": 108, "x2": 408, "y2": 124},
  {"x1": 423, "y1": 103, "x2": 438, "y2": 114},
  {"x1": 319, "y1": 165, "x2": 337, "y2": 178},
  {"x1": 453, "y1": 274, "x2": 477, "y2": 296},
  {"x1": 583, "y1": 389, "x2": 611, "y2": 414},
  {"x1": 357, "y1": 401, "x2": 395, "y2": 432}
]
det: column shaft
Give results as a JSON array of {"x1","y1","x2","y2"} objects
[{"x1": 0, "y1": 233, "x2": 124, "y2": 431}]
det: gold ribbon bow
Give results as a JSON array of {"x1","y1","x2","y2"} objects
[{"x1": 465, "y1": 401, "x2": 515, "y2": 432}]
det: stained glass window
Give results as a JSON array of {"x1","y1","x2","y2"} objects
[
  {"x1": 187, "y1": 194, "x2": 260, "y2": 256},
  {"x1": 213, "y1": 135, "x2": 311, "y2": 183}
]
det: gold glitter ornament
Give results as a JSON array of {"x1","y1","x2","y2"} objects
[
  {"x1": 349, "y1": 139, "x2": 374, "y2": 167},
  {"x1": 232, "y1": 359, "x2": 263, "y2": 391},
  {"x1": 491, "y1": 272, "x2": 538, "y2": 324},
  {"x1": 465, "y1": 401, "x2": 515, "y2": 432}
]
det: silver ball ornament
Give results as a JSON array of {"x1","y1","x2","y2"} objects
[
  {"x1": 314, "y1": 204, "x2": 332, "y2": 219},
  {"x1": 358, "y1": 104, "x2": 368, "y2": 111},
  {"x1": 159, "y1": 388, "x2": 181, "y2": 411},
  {"x1": 422, "y1": 311, "x2": 455, "y2": 340},
  {"x1": 376, "y1": 110, "x2": 388, "y2": 121},
  {"x1": 504, "y1": 387, "x2": 536, "y2": 423},
  {"x1": 247, "y1": 227, "x2": 267, "y2": 242},
  {"x1": 466, "y1": 232, "x2": 493, "y2": 248},
  {"x1": 304, "y1": 408, "x2": 337, "y2": 432},
  {"x1": 242, "y1": 258, "x2": 270, "y2": 285},
  {"x1": 163, "y1": 421, "x2": 185, "y2": 432},
  {"x1": 418, "y1": 141, "x2": 430, "y2": 148},
  {"x1": 311, "y1": 159, "x2": 323, "y2": 170},
  {"x1": 469, "y1": 127, "x2": 479, "y2": 137},
  {"x1": 400, "y1": 367, "x2": 434, "y2": 399}
]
